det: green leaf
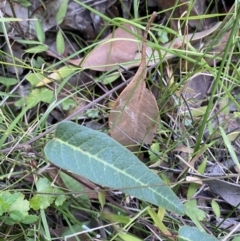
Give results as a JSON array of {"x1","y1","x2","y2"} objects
[
  {"x1": 26, "y1": 72, "x2": 46, "y2": 87},
  {"x1": 15, "y1": 88, "x2": 54, "y2": 108},
  {"x1": 187, "y1": 182, "x2": 198, "y2": 199},
  {"x1": 25, "y1": 45, "x2": 48, "y2": 53},
  {"x1": 30, "y1": 178, "x2": 55, "y2": 210},
  {"x1": 31, "y1": 57, "x2": 45, "y2": 69},
  {"x1": 1, "y1": 191, "x2": 20, "y2": 207},
  {"x1": 149, "y1": 143, "x2": 160, "y2": 162},
  {"x1": 9, "y1": 193, "x2": 29, "y2": 217},
  {"x1": 21, "y1": 215, "x2": 38, "y2": 224},
  {"x1": 34, "y1": 19, "x2": 45, "y2": 43},
  {"x1": 59, "y1": 171, "x2": 90, "y2": 203},
  {"x1": 0, "y1": 77, "x2": 18, "y2": 87},
  {"x1": 118, "y1": 232, "x2": 142, "y2": 241},
  {"x1": 9, "y1": 210, "x2": 25, "y2": 222},
  {"x1": 0, "y1": 191, "x2": 37, "y2": 224},
  {"x1": 184, "y1": 200, "x2": 205, "y2": 231},
  {"x1": 0, "y1": 198, "x2": 8, "y2": 215},
  {"x1": 36, "y1": 177, "x2": 53, "y2": 193},
  {"x1": 2, "y1": 217, "x2": 16, "y2": 225},
  {"x1": 101, "y1": 211, "x2": 130, "y2": 224},
  {"x1": 197, "y1": 158, "x2": 207, "y2": 174},
  {"x1": 147, "y1": 207, "x2": 172, "y2": 236},
  {"x1": 232, "y1": 238, "x2": 240, "y2": 241},
  {"x1": 44, "y1": 121, "x2": 185, "y2": 215},
  {"x1": 16, "y1": 39, "x2": 43, "y2": 45},
  {"x1": 0, "y1": 191, "x2": 20, "y2": 215},
  {"x1": 29, "y1": 177, "x2": 66, "y2": 210},
  {"x1": 187, "y1": 159, "x2": 207, "y2": 199},
  {"x1": 178, "y1": 226, "x2": 218, "y2": 241},
  {"x1": 56, "y1": 0, "x2": 69, "y2": 25},
  {"x1": 19, "y1": 0, "x2": 31, "y2": 7},
  {"x1": 56, "y1": 29, "x2": 65, "y2": 55},
  {"x1": 54, "y1": 190, "x2": 66, "y2": 206},
  {"x1": 98, "y1": 191, "x2": 106, "y2": 208},
  {"x1": 211, "y1": 200, "x2": 220, "y2": 218},
  {"x1": 101, "y1": 72, "x2": 120, "y2": 85},
  {"x1": 30, "y1": 195, "x2": 54, "y2": 210},
  {"x1": 61, "y1": 224, "x2": 86, "y2": 237},
  {"x1": 35, "y1": 65, "x2": 78, "y2": 87},
  {"x1": 157, "y1": 29, "x2": 169, "y2": 43},
  {"x1": 61, "y1": 98, "x2": 77, "y2": 111},
  {"x1": 86, "y1": 108, "x2": 100, "y2": 118}
]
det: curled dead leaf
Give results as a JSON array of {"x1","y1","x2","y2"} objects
[
  {"x1": 109, "y1": 13, "x2": 159, "y2": 148},
  {"x1": 109, "y1": 82, "x2": 159, "y2": 147}
]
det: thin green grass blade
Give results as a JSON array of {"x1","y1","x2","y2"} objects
[
  {"x1": 194, "y1": 8, "x2": 240, "y2": 153},
  {"x1": 219, "y1": 126, "x2": 240, "y2": 170}
]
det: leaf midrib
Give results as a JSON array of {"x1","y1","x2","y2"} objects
[{"x1": 54, "y1": 137, "x2": 178, "y2": 209}]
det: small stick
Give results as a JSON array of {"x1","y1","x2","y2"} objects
[{"x1": 131, "y1": 11, "x2": 157, "y2": 84}]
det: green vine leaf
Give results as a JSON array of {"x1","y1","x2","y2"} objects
[{"x1": 44, "y1": 121, "x2": 185, "y2": 215}]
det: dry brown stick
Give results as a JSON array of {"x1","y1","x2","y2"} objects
[{"x1": 131, "y1": 11, "x2": 157, "y2": 85}]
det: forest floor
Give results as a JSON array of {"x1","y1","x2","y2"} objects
[{"x1": 0, "y1": 0, "x2": 239, "y2": 240}]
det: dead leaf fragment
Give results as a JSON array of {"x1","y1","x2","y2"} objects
[
  {"x1": 109, "y1": 13, "x2": 159, "y2": 148},
  {"x1": 180, "y1": 73, "x2": 213, "y2": 113},
  {"x1": 68, "y1": 23, "x2": 141, "y2": 71},
  {"x1": 204, "y1": 179, "x2": 240, "y2": 208},
  {"x1": 68, "y1": 21, "x2": 221, "y2": 72},
  {"x1": 109, "y1": 82, "x2": 159, "y2": 147}
]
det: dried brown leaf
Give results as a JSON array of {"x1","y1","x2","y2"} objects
[
  {"x1": 204, "y1": 179, "x2": 240, "y2": 208},
  {"x1": 109, "y1": 13, "x2": 159, "y2": 148},
  {"x1": 68, "y1": 21, "x2": 221, "y2": 72},
  {"x1": 109, "y1": 84, "x2": 160, "y2": 147},
  {"x1": 68, "y1": 23, "x2": 141, "y2": 71}
]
